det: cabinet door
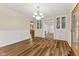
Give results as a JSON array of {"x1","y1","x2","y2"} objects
[{"x1": 73, "y1": 14, "x2": 78, "y2": 48}]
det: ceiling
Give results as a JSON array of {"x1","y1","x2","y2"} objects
[{"x1": 0, "y1": 3, "x2": 73, "y2": 20}]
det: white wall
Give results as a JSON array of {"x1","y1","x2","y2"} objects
[{"x1": 0, "y1": 6, "x2": 30, "y2": 47}]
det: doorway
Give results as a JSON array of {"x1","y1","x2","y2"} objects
[{"x1": 43, "y1": 21, "x2": 54, "y2": 39}]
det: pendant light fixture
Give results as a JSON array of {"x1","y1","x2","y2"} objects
[{"x1": 33, "y1": 5, "x2": 44, "y2": 20}]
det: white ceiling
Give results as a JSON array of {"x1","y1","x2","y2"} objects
[{"x1": 0, "y1": 3, "x2": 73, "y2": 20}]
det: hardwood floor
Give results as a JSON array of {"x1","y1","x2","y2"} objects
[{"x1": 0, "y1": 38, "x2": 75, "y2": 56}]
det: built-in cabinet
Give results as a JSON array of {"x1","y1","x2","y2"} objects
[
  {"x1": 56, "y1": 16, "x2": 66, "y2": 29},
  {"x1": 55, "y1": 16, "x2": 69, "y2": 41},
  {"x1": 34, "y1": 19, "x2": 43, "y2": 37},
  {"x1": 71, "y1": 3, "x2": 79, "y2": 55}
]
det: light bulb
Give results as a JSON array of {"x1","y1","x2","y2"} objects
[
  {"x1": 33, "y1": 15, "x2": 35, "y2": 17},
  {"x1": 40, "y1": 13, "x2": 43, "y2": 15},
  {"x1": 34, "y1": 12, "x2": 37, "y2": 15},
  {"x1": 36, "y1": 16, "x2": 41, "y2": 20},
  {"x1": 42, "y1": 15, "x2": 44, "y2": 18}
]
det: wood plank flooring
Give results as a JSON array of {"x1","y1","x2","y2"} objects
[{"x1": 0, "y1": 38, "x2": 75, "y2": 56}]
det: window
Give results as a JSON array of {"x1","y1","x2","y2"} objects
[{"x1": 56, "y1": 17, "x2": 60, "y2": 29}]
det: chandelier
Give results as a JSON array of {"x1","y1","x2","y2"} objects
[{"x1": 33, "y1": 6, "x2": 44, "y2": 20}]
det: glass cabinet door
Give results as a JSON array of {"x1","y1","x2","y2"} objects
[{"x1": 73, "y1": 14, "x2": 78, "y2": 48}]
